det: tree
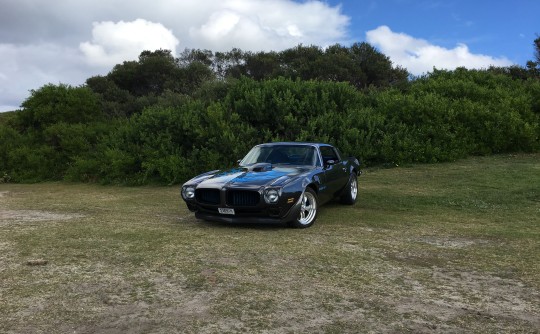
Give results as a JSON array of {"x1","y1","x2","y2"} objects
[
  {"x1": 180, "y1": 61, "x2": 215, "y2": 95},
  {"x1": 178, "y1": 48, "x2": 214, "y2": 67},
  {"x1": 244, "y1": 51, "x2": 282, "y2": 80},
  {"x1": 87, "y1": 49, "x2": 215, "y2": 117},
  {"x1": 213, "y1": 48, "x2": 246, "y2": 79},
  {"x1": 349, "y1": 42, "x2": 408, "y2": 89},
  {"x1": 321, "y1": 44, "x2": 365, "y2": 85},
  {"x1": 108, "y1": 49, "x2": 181, "y2": 96},
  {"x1": 279, "y1": 44, "x2": 325, "y2": 81}
]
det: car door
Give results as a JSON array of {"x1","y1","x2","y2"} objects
[{"x1": 319, "y1": 146, "x2": 349, "y2": 200}]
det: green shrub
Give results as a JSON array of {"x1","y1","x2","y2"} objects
[
  {"x1": 17, "y1": 84, "x2": 103, "y2": 130},
  {"x1": 1, "y1": 68, "x2": 539, "y2": 184}
]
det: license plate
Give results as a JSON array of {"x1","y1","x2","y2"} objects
[{"x1": 218, "y1": 208, "x2": 235, "y2": 215}]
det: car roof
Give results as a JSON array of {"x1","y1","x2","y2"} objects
[{"x1": 256, "y1": 142, "x2": 332, "y2": 148}]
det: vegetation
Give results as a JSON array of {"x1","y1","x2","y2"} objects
[
  {"x1": 1, "y1": 154, "x2": 539, "y2": 332},
  {"x1": 1, "y1": 41, "x2": 539, "y2": 184}
]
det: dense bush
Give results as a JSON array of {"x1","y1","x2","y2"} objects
[
  {"x1": 1, "y1": 60, "x2": 539, "y2": 184},
  {"x1": 16, "y1": 84, "x2": 103, "y2": 130}
]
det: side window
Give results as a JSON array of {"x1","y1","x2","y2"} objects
[
  {"x1": 320, "y1": 146, "x2": 340, "y2": 164},
  {"x1": 334, "y1": 148, "x2": 342, "y2": 161}
]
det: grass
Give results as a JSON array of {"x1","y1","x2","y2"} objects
[{"x1": 0, "y1": 153, "x2": 539, "y2": 333}]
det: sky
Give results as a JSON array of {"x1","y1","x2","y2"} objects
[{"x1": 0, "y1": 0, "x2": 538, "y2": 112}]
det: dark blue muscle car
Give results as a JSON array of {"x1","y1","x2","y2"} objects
[{"x1": 181, "y1": 142, "x2": 361, "y2": 228}]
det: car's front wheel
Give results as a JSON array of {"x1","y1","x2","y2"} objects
[{"x1": 289, "y1": 187, "x2": 318, "y2": 228}]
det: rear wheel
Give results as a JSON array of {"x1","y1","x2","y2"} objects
[
  {"x1": 289, "y1": 188, "x2": 318, "y2": 228},
  {"x1": 340, "y1": 173, "x2": 358, "y2": 205}
]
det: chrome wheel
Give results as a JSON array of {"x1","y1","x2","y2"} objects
[
  {"x1": 297, "y1": 190, "x2": 317, "y2": 226},
  {"x1": 340, "y1": 173, "x2": 358, "y2": 205},
  {"x1": 350, "y1": 177, "x2": 358, "y2": 200}
]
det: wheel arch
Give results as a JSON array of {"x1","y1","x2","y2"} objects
[
  {"x1": 306, "y1": 182, "x2": 318, "y2": 194},
  {"x1": 303, "y1": 174, "x2": 322, "y2": 194}
]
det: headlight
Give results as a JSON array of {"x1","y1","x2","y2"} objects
[
  {"x1": 264, "y1": 188, "x2": 280, "y2": 204},
  {"x1": 182, "y1": 186, "x2": 196, "y2": 200}
]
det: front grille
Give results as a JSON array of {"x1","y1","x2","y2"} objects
[
  {"x1": 227, "y1": 190, "x2": 260, "y2": 206},
  {"x1": 195, "y1": 188, "x2": 221, "y2": 205}
]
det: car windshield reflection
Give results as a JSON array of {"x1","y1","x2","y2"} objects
[{"x1": 240, "y1": 145, "x2": 318, "y2": 166}]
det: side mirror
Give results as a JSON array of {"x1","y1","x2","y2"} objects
[{"x1": 325, "y1": 159, "x2": 336, "y2": 167}]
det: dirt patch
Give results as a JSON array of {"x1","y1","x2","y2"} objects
[
  {"x1": 432, "y1": 269, "x2": 540, "y2": 322},
  {"x1": 393, "y1": 268, "x2": 540, "y2": 331},
  {"x1": 0, "y1": 210, "x2": 84, "y2": 223},
  {"x1": 415, "y1": 236, "x2": 489, "y2": 249},
  {"x1": 0, "y1": 191, "x2": 9, "y2": 198}
]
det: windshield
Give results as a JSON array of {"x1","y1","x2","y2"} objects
[{"x1": 240, "y1": 145, "x2": 319, "y2": 166}]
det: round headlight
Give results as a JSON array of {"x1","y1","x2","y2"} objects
[
  {"x1": 182, "y1": 186, "x2": 196, "y2": 200},
  {"x1": 264, "y1": 188, "x2": 280, "y2": 204}
]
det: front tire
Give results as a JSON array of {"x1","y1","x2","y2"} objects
[
  {"x1": 289, "y1": 188, "x2": 318, "y2": 228},
  {"x1": 340, "y1": 173, "x2": 358, "y2": 205}
]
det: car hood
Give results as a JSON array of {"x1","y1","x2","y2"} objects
[{"x1": 196, "y1": 164, "x2": 314, "y2": 188}]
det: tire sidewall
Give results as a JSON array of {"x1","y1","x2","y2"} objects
[
  {"x1": 341, "y1": 173, "x2": 358, "y2": 205},
  {"x1": 290, "y1": 187, "x2": 318, "y2": 228}
]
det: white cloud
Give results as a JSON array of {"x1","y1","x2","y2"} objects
[
  {"x1": 190, "y1": 10, "x2": 275, "y2": 51},
  {"x1": 0, "y1": 42, "x2": 93, "y2": 112},
  {"x1": 188, "y1": 0, "x2": 348, "y2": 51},
  {"x1": 366, "y1": 26, "x2": 513, "y2": 75},
  {"x1": 0, "y1": 0, "x2": 349, "y2": 111},
  {"x1": 80, "y1": 19, "x2": 179, "y2": 67}
]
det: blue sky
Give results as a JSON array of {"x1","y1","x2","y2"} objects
[
  {"x1": 328, "y1": 0, "x2": 537, "y2": 65},
  {"x1": 0, "y1": 0, "x2": 538, "y2": 111}
]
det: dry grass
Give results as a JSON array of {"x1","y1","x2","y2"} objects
[{"x1": 1, "y1": 154, "x2": 539, "y2": 333}]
